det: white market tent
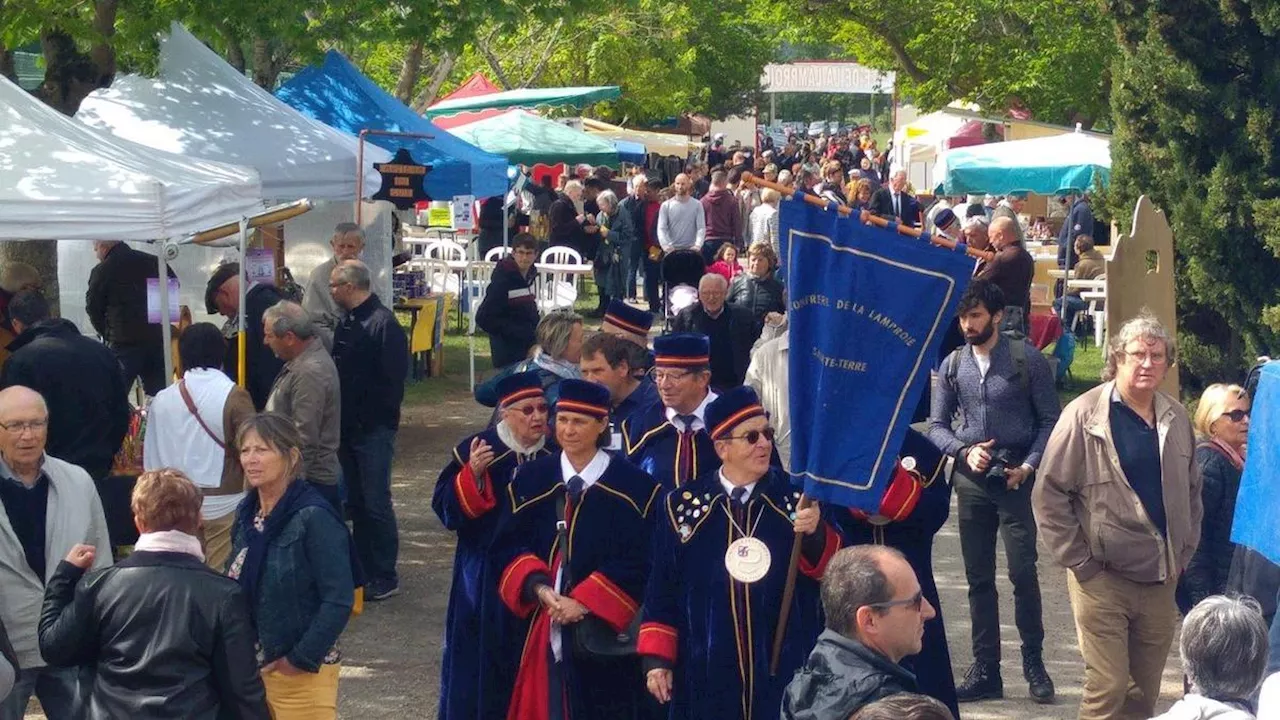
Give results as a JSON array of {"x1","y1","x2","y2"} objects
[
  {"x1": 0, "y1": 74, "x2": 263, "y2": 242},
  {"x1": 77, "y1": 22, "x2": 390, "y2": 203}
]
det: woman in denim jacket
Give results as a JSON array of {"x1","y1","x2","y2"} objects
[{"x1": 227, "y1": 413, "x2": 354, "y2": 719}]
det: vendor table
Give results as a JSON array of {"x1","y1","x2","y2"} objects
[{"x1": 395, "y1": 293, "x2": 450, "y2": 380}]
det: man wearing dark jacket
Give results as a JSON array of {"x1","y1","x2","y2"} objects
[
  {"x1": 1, "y1": 292, "x2": 128, "y2": 482},
  {"x1": 38, "y1": 469, "x2": 268, "y2": 720},
  {"x1": 869, "y1": 170, "x2": 922, "y2": 227},
  {"x1": 476, "y1": 235, "x2": 539, "y2": 368},
  {"x1": 672, "y1": 274, "x2": 759, "y2": 390},
  {"x1": 1057, "y1": 193, "x2": 1095, "y2": 269},
  {"x1": 782, "y1": 546, "x2": 932, "y2": 720},
  {"x1": 618, "y1": 176, "x2": 652, "y2": 301},
  {"x1": 976, "y1": 217, "x2": 1036, "y2": 331},
  {"x1": 205, "y1": 263, "x2": 285, "y2": 410},
  {"x1": 700, "y1": 170, "x2": 742, "y2": 264},
  {"x1": 86, "y1": 241, "x2": 176, "y2": 396}
]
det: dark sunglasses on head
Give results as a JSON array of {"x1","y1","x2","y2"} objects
[
  {"x1": 866, "y1": 590, "x2": 924, "y2": 612},
  {"x1": 512, "y1": 402, "x2": 549, "y2": 417},
  {"x1": 1223, "y1": 409, "x2": 1250, "y2": 423},
  {"x1": 721, "y1": 427, "x2": 776, "y2": 445}
]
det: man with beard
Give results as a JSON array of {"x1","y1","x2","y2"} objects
[{"x1": 926, "y1": 280, "x2": 1060, "y2": 706}]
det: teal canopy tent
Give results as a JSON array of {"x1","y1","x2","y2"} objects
[
  {"x1": 446, "y1": 110, "x2": 620, "y2": 167},
  {"x1": 424, "y1": 85, "x2": 621, "y2": 118},
  {"x1": 939, "y1": 131, "x2": 1111, "y2": 196}
]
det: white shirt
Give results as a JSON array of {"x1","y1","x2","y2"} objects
[
  {"x1": 664, "y1": 391, "x2": 718, "y2": 433},
  {"x1": 552, "y1": 449, "x2": 611, "y2": 662},
  {"x1": 745, "y1": 329, "x2": 791, "y2": 469},
  {"x1": 143, "y1": 368, "x2": 244, "y2": 519},
  {"x1": 973, "y1": 347, "x2": 992, "y2": 378},
  {"x1": 718, "y1": 470, "x2": 758, "y2": 503}
]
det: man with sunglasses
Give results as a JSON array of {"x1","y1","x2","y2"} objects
[
  {"x1": 639, "y1": 386, "x2": 840, "y2": 720},
  {"x1": 783, "y1": 546, "x2": 936, "y2": 719},
  {"x1": 621, "y1": 333, "x2": 720, "y2": 489},
  {"x1": 432, "y1": 372, "x2": 553, "y2": 720}
]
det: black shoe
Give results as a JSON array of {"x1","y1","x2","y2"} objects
[
  {"x1": 366, "y1": 578, "x2": 401, "y2": 601},
  {"x1": 955, "y1": 661, "x2": 1004, "y2": 702},
  {"x1": 1023, "y1": 652, "x2": 1055, "y2": 704}
]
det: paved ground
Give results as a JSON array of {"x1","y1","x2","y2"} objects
[{"x1": 27, "y1": 386, "x2": 1183, "y2": 719}]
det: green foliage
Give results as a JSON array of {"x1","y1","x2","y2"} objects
[{"x1": 1105, "y1": 0, "x2": 1280, "y2": 385}]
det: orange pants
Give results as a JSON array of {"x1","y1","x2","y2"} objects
[{"x1": 261, "y1": 663, "x2": 340, "y2": 720}]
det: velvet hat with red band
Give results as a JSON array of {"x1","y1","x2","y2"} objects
[
  {"x1": 496, "y1": 371, "x2": 545, "y2": 408},
  {"x1": 554, "y1": 379, "x2": 611, "y2": 420},
  {"x1": 653, "y1": 333, "x2": 710, "y2": 369},
  {"x1": 705, "y1": 386, "x2": 767, "y2": 441},
  {"x1": 602, "y1": 300, "x2": 654, "y2": 340}
]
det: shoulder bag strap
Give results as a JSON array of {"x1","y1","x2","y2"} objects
[{"x1": 178, "y1": 380, "x2": 226, "y2": 450}]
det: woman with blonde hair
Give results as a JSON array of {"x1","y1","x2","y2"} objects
[{"x1": 1178, "y1": 383, "x2": 1250, "y2": 613}]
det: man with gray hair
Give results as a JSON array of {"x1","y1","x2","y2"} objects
[
  {"x1": 783, "y1": 546, "x2": 935, "y2": 719},
  {"x1": 1035, "y1": 312, "x2": 1202, "y2": 719},
  {"x1": 1153, "y1": 595, "x2": 1268, "y2": 719},
  {"x1": 329, "y1": 260, "x2": 407, "y2": 600},
  {"x1": 304, "y1": 222, "x2": 364, "y2": 330},
  {"x1": 263, "y1": 301, "x2": 341, "y2": 511},
  {"x1": 672, "y1": 273, "x2": 759, "y2": 390}
]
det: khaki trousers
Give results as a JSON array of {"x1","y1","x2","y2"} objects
[
  {"x1": 1067, "y1": 569, "x2": 1178, "y2": 720},
  {"x1": 262, "y1": 663, "x2": 340, "y2": 720},
  {"x1": 201, "y1": 512, "x2": 237, "y2": 572}
]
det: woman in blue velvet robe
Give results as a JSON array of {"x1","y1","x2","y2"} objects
[
  {"x1": 431, "y1": 374, "x2": 552, "y2": 720},
  {"x1": 832, "y1": 428, "x2": 959, "y2": 718}
]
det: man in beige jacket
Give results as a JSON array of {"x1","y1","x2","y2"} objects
[{"x1": 1033, "y1": 313, "x2": 1202, "y2": 720}]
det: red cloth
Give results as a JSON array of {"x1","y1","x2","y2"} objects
[
  {"x1": 707, "y1": 260, "x2": 742, "y2": 283},
  {"x1": 1029, "y1": 313, "x2": 1063, "y2": 350}
]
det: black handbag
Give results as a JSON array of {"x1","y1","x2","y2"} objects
[{"x1": 556, "y1": 493, "x2": 641, "y2": 659}]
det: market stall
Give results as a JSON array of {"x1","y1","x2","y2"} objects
[
  {"x1": 580, "y1": 118, "x2": 699, "y2": 158},
  {"x1": 445, "y1": 109, "x2": 619, "y2": 167},
  {"x1": 424, "y1": 80, "x2": 621, "y2": 128},
  {"x1": 937, "y1": 130, "x2": 1111, "y2": 196}
]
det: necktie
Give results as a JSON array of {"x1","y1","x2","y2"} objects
[
  {"x1": 893, "y1": 193, "x2": 901, "y2": 218},
  {"x1": 730, "y1": 486, "x2": 748, "y2": 526},
  {"x1": 566, "y1": 475, "x2": 585, "y2": 505},
  {"x1": 675, "y1": 415, "x2": 698, "y2": 486}
]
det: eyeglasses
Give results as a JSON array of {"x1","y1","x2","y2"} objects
[
  {"x1": 510, "y1": 402, "x2": 549, "y2": 417},
  {"x1": 866, "y1": 590, "x2": 924, "y2": 613},
  {"x1": 721, "y1": 427, "x2": 776, "y2": 445},
  {"x1": 1222, "y1": 409, "x2": 1250, "y2": 423},
  {"x1": 649, "y1": 369, "x2": 694, "y2": 384},
  {"x1": 0, "y1": 419, "x2": 47, "y2": 434},
  {"x1": 1123, "y1": 350, "x2": 1169, "y2": 366}
]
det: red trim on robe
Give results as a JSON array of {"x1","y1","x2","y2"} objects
[
  {"x1": 506, "y1": 612, "x2": 552, "y2": 720},
  {"x1": 569, "y1": 572, "x2": 639, "y2": 632},
  {"x1": 498, "y1": 554, "x2": 550, "y2": 617},
  {"x1": 453, "y1": 465, "x2": 497, "y2": 520},
  {"x1": 637, "y1": 622, "x2": 679, "y2": 664},
  {"x1": 799, "y1": 523, "x2": 841, "y2": 580}
]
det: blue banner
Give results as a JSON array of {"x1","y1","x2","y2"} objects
[
  {"x1": 1232, "y1": 362, "x2": 1280, "y2": 565},
  {"x1": 782, "y1": 198, "x2": 974, "y2": 512}
]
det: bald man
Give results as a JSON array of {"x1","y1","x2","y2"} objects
[
  {"x1": 0, "y1": 386, "x2": 112, "y2": 720},
  {"x1": 672, "y1": 274, "x2": 760, "y2": 390},
  {"x1": 976, "y1": 217, "x2": 1035, "y2": 332}
]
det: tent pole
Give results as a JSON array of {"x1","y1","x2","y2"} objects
[
  {"x1": 238, "y1": 218, "x2": 249, "y2": 388},
  {"x1": 158, "y1": 244, "x2": 174, "y2": 387}
]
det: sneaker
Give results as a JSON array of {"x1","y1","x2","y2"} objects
[
  {"x1": 955, "y1": 661, "x2": 1004, "y2": 702},
  {"x1": 1023, "y1": 652, "x2": 1055, "y2": 704},
  {"x1": 366, "y1": 578, "x2": 401, "y2": 601}
]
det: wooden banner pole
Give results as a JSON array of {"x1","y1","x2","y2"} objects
[
  {"x1": 742, "y1": 173, "x2": 994, "y2": 263},
  {"x1": 770, "y1": 494, "x2": 811, "y2": 676}
]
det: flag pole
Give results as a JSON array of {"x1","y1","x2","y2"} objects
[
  {"x1": 770, "y1": 494, "x2": 811, "y2": 675},
  {"x1": 742, "y1": 173, "x2": 994, "y2": 263}
]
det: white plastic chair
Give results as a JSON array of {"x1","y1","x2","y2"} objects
[
  {"x1": 422, "y1": 259, "x2": 459, "y2": 296},
  {"x1": 539, "y1": 246, "x2": 583, "y2": 266},
  {"x1": 466, "y1": 260, "x2": 497, "y2": 391},
  {"x1": 484, "y1": 246, "x2": 511, "y2": 262},
  {"x1": 425, "y1": 240, "x2": 466, "y2": 262},
  {"x1": 536, "y1": 268, "x2": 578, "y2": 311}
]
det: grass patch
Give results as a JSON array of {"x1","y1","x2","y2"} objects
[{"x1": 1056, "y1": 340, "x2": 1105, "y2": 406}]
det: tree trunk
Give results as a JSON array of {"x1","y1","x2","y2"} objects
[
  {"x1": 411, "y1": 51, "x2": 455, "y2": 112},
  {"x1": 251, "y1": 36, "x2": 280, "y2": 90},
  {"x1": 522, "y1": 18, "x2": 564, "y2": 88},
  {"x1": 395, "y1": 40, "x2": 424, "y2": 103},
  {"x1": 218, "y1": 24, "x2": 246, "y2": 73},
  {"x1": 0, "y1": 48, "x2": 14, "y2": 83}
]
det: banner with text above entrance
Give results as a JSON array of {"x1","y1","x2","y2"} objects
[{"x1": 781, "y1": 198, "x2": 973, "y2": 512}]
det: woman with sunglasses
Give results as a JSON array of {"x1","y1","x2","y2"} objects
[
  {"x1": 1178, "y1": 383, "x2": 1250, "y2": 614},
  {"x1": 639, "y1": 386, "x2": 841, "y2": 719},
  {"x1": 432, "y1": 371, "x2": 553, "y2": 720}
]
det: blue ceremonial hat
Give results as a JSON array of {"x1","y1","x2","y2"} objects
[
  {"x1": 555, "y1": 379, "x2": 611, "y2": 420},
  {"x1": 603, "y1": 300, "x2": 654, "y2": 340},
  {"x1": 496, "y1": 371, "x2": 545, "y2": 407},
  {"x1": 705, "y1": 386, "x2": 767, "y2": 441},
  {"x1": 653, "y1": 333, "x2": 710, "y2": 369}
]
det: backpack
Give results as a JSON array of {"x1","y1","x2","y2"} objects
[{"x1": 944, "y1": 331, "x2": 1030, "y2": 398}]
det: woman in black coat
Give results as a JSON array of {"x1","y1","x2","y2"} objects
[
  {"x1": 1178, "y1": 383, "x2": 1250, "y2": 614},
  {"x1": 728, "y1": 242, "x2": 786, "y2": 325}
]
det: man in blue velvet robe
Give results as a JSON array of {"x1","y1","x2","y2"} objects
[
  {"x1": 832, "y1": 428, "x2": 960, "y2": 718},
  {"x1": 579, "y1": 331, "x2": 659, "y2": 451},
  {"x1": 432, "y1": 372, "x2": 553, "y2": 720},
  {"x1": 491, "y1": 379, "x2": 662, "y2": 720},
  {"x1": 638, "y1": 387, "x2": 841, "y2": 719},
  {"x1": 621, "y1": 333, "x2": 720, "y2": 488}
]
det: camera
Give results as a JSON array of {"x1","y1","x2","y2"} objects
[{"x1": 984, "y1": 448, "x2": 1014, "y2": 490}]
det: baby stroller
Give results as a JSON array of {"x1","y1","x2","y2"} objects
[{"x1": 660, "y1": 249, "x2": 706, "y2": 328}]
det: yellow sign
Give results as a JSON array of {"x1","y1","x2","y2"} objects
[{"x1": 428, "y1": 207, "x2": 452, "y2": 228}]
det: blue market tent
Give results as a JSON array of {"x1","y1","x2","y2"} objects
[
  {"x1": 938, "y1": 130, "x2": 1110, "y2": 196},
  {"x1": 613, "y1": 139, "x2": 647, "y2": 165},
  {"x1": 276, "y1": 50, "x2": 509, "y2": 199}
]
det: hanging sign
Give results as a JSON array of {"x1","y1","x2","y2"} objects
[
  {"x1": 371, "y1": 149, "x2": 433, "y2": 209},
  {"x1": 452, "y1": 195, "x2": 476, "y2": 230},
  {"x1": 146, "y1": 278, "x2": 181, "y2": 324},
  {"x1": 245, "y1": 248, "x2": 277, "y2": 285}
]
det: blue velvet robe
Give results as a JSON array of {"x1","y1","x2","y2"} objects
[
  {"x1": 431, "y1": 428, "x2": 551, "y2": 720},
  {"x1": 620, "y1": 401, "x2": 719, "y2": 490},
  {"x1": 832, "y1": 429, "x2": 959, "y2": 718},
  {"x1": 638, "y1": 469, "x2": 841, "y2": 720},
  {"x1": 491, "y1": 452, "x2": 662, "y2": 720}
]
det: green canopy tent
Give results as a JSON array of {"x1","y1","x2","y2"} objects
[
  {"x1": 445, "y1": 110, "x2": 619, "y2": 167},
  {"x1": 424, "y1": 85, "x2": 621, "y2": 119}
]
